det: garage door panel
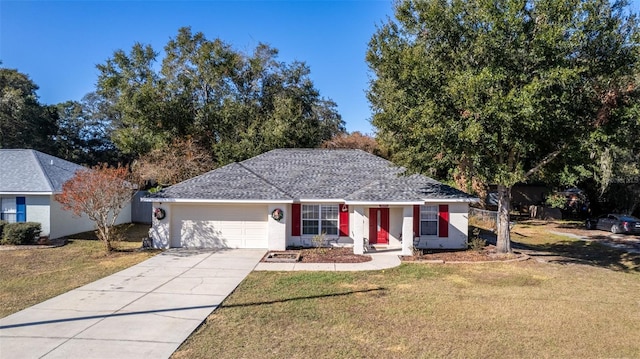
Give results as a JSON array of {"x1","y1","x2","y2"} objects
[
  {"x1": 181, "y1": 220, "x2": 236, "y2": 248},
  {"x1": 172, "y1": 205, "x2": 267, "y2": 248}
]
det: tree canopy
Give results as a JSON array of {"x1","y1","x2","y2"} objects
[
  {"x1": 55, "y1": 164, "x2": 135, "y2": 253},
  {"x1": 321, "y1": 131, "x2": 386, "y2": 157},
  {"x1": 0, "y1": 67, "x2": 121, "y2": 165},
  {"x1": 96, "y1": 27, "x2": 345, "y2": 165},
  {"x1": 0, "y1": 68, "x2": 57, "y2": 152},
  {"x1": 367, "y1": 0, "x2": 639, "y2": 252}
]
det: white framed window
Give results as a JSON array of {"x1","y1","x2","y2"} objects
[
  {"x1": 1, "y1": 197, "x2": 17, "y2": 223},
  {"x1": 420, "y1": 205, "x2": 438, "y2": 236},
  {"x1": 302, "y1": 204, "x2": 339, "y2": 235}
]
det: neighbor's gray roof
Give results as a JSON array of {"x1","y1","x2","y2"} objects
[
  {"x1": 0, "y1": 149, "x2": 87, "y2": 193},
  {"x1": 151, "y1": 149, "x2": 477, "y2": 203}
]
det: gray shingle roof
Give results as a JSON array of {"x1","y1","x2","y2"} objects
[
  {"x1": 0, "y1": 150, "x2": 86, "y2": 193},
  {"x1": 149, "y1": 149, "x2": 477, "y2": 203},
  {"x1": 156, "y1": 163, "x2": 293, "y2": 201}
]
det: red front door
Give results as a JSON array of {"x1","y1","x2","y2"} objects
[{"x1": 369, "y1": 208, "x2": 389, "y2": 245}]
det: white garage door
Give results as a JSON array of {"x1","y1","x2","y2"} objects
[{"x1": 171, "y1": 204, "x2": 267, "y2": 248}]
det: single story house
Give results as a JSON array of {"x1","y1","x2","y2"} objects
[
  {"x1": 143, "y1": 149, "x2": 478, "y2": 255},
  {"x1": 0, "y1": 149, "x2": 131, "y2": 239}
]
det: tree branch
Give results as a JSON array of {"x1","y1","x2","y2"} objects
[{"x1": 524, "y1": 145, "x2": 566, "y2": 179}]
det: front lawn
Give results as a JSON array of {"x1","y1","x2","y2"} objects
[
  {"x1": 0, "y1": 224, "x2": 158, "y2": 318},
  {"x1": 173, "y1": 223, "x2": 640, "y2": 358}
]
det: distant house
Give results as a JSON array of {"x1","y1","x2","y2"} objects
[
  {"x1": 0, "y1": 150, "x2": 131, "y2": 239},
  {"x1": 143, "y1": 149, "x2": 478, "y2": 255}
]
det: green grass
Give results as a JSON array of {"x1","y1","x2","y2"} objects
[
  {"x1": 3, "y1": 219, "x2": 639, "y2": 357},
  {"x1": 0, "y1": 224, "x2": 159, "y2": 318},
  {"x1": 173, "y1": 222, "x2": 640, "y2": 359},
  {"x1": 175, "y1": 263, "x2": 640, "y2": 358}
]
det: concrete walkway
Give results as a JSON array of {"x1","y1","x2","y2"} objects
[
  {"x1": 0, "y1": 248, "x2": 402, "y2": 359},
  {"x1": 0, "y1": 249, "x2": 266, "y2": 359},
  {"x1": 255, "y1": 248, "x2": 402, "y2": 271}
]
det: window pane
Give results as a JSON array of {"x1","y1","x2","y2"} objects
[
  {"x1": 421, "y1": 221, "x2": 437, "y2": 235},
  {"x1": 302, "y1": 205, "x2": 319, "y2": 219},
  {"x1": 321, "y1": 205, "x2": 339, "y2": 220},
  {"x1": 302, "y1": 204, "x2": 339, "y2": 236},
  {"x1": 302, "y1": 220, "x2": 319, "y2": 235},
  {"x1": 0, "y1": 213, "x2": 17, "y2": 223},
  {"x1": 421, "y1": 205, "x2": 437, "y2": 220},
  {"x1": 322, "y1": 220, "x2": 338, "y2": 235}
]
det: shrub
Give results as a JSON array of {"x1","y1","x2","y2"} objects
[
  {"x1": 545, "y1": 193, "x2": 567, "y2": 209},
  {"x1": 1, "y1": 222, "x2": 42, "y2": 245},
  {"x1": 0, "y1": 220, "x2": 7, "y2": 238},
  {"x1": 468, "y1": 227, "x2": 486, "y2": 251},
  {"x1": 311, "y1": 233, "x2": 328, "y2": 254}
]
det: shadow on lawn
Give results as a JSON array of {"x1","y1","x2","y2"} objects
[
  {"x1": 222, "y1": 287, "x2": 387, "y2": 309},
  {"x1": 479, "y1": 228, "x2": 640, "y2": 272},
  {"x1": 554, "y1": 222, "x2": 586, "y2": 230}
]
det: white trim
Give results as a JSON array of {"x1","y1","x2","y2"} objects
[
  {"x1": 345, "y1": 199, "x2": 479, "y2": 206},
  {"x1": 422, "y1": 198, "x2": 480, "y2": 203},
  {"x1": 140, "y1": 197, "x2": 293, "y2": 204},
  {"x1": 301, "y1": 203, "x2": 340, "y2": 236},
  {"x1": 141, "y1": 197, "x2": 478, "y2": 205},
  {"x1": 298, "y1": 198, "x2": 344, "y2": 203},
  {"x1": 344, "y1": 201, "x2": 424, "y2": 206},
  {"x1": 0, "y1": 192, "x2": 54, "y2": 195}
]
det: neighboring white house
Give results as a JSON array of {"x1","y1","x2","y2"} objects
[
  {"x1": 0, "y1": 149, "x2": 131, "y2": 239},
  {"x1": 143, "y1": 149, "x2": 478, "y2": 255}
]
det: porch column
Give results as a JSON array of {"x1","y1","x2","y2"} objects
[
  {"x1": 402, "y1": 205, "x2": 414, "y2": 256},
  {"x1": 150, "y1": 202, "x2": 170, "y2": 249},
  {"x1": 352, "y1": 206, "x2": 365, "y2": 255},
  {"x1": 267, "y1": 204, "x2": 287, "y2": 251}
]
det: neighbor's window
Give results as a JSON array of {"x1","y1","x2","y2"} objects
[
  {"x1": 420, "y1": 205, "x2": 438, "y2": 236},
  {"x1": 302, "y1": 204, "x2": 339, "y2": 235},
  {"x1": 0, "y1": 197, "x2": 17, "y2": 223}
]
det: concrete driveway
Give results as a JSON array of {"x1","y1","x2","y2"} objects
[{"x1": 0, "y1": 248, "x2": 265, "y2": 359}]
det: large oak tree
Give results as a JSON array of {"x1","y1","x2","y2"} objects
[
  {"x1": 367, "y1": 0, "x2": 639, "y2": 252},
  {"x1": 96, "y1": 27, "x2": 345, "y2": 165}
]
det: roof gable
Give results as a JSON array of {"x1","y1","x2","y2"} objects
[
  {"x1": 241, "y1": 149, "x2": 403, "y2": 199},
  {"x1": 0, "y1": 150, "x2": 86, "y2": 193},
  {"x1": 157, "y1": 162, "x2": 293, "y2": 201}
]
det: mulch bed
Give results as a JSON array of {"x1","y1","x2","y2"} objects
[
  {"x1": 0, "y1": 238, "x2": 67, "y2": 251},
  {"x1": 401, "y1": 245, "x2": 525, "y2": 263},
  {"x1": 263, "y1": 247, "x2": 372, "y2": 263},
  {"x1": 264, "y1": 246, "x2": 526, "y2": 264}
]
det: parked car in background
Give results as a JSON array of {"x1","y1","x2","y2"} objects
[{"x1": 585, "y1": 214, "x2": 640, "y2": 234}]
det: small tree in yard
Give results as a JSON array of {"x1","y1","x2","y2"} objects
[{"x1": 55, "y1": 164, "x2": 134, "y2": 253}]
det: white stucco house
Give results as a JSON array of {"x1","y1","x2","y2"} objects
[
  {"x1": 144, "y1": 149, "x2": 478, "y2": 255},
  {"x1": 0, "y1": 149, "x2": 131, "y2": 239}
]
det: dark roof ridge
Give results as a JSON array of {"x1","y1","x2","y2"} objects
[
  {"x1": 28, "y1": 149, "x2": 55, "y2": 192},
  {"x1": 236, "y1": 161, "x2": 296, "y2": 200}
]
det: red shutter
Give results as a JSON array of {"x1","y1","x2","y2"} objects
[
  {"x1": 413, "y1": 205, "x2": 420, "y2": 237},
  {"x1": 339, "y1": 204, "x2": 349, "y2": 237},
  {"x1": 292, "y1": 203, "x2": 301, "y2": 236},
  {"x1": 369, "y1": 208, "x2": 377, "y2": 243},
  {"x1": 438, "y1": 204, "x2": 449, "y2": 237}
]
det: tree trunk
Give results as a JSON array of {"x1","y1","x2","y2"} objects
[
  {"x1": 496, "y1": 184, "x2": 512, "y2": 253},
  {"x1": 98, "y1": 225, "x2": 113, "y2": 253}
]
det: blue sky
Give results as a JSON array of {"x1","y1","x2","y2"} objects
[
  {"x1": 1, "y1": 0, "x2": 394, "y2": 134},
  {"x1": 1, "y1": 0, "x2": 638, "y2": 135}
]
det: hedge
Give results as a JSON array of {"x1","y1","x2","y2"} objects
[
  {"x1": 0, "y1": 220, "x2": 7, "y2": 239},
  {"x1": 1, "y1": 222, "x2": 42, "y2": 245}
]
